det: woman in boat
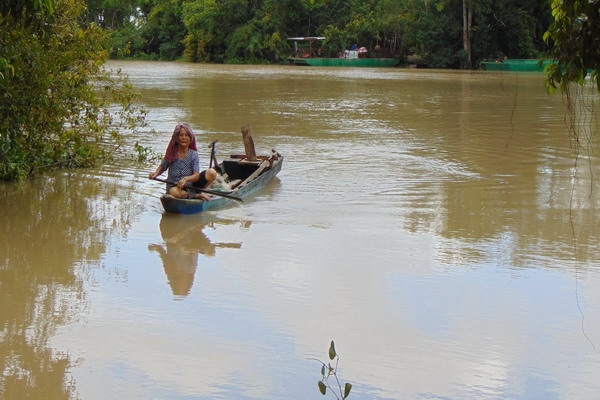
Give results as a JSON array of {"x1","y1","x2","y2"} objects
[{"x1": 149, "y1": 123, "x2": 217, "y2": 201}]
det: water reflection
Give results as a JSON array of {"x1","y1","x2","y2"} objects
[
  {"x1": 148, "y1": 214, "x2": 245, "y2": 297},
  {"x1": 0, "y1": 170, "x2": 138, "y2": 400}
]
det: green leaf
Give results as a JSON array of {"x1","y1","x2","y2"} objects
[
  {"x1": 318, "y1": 380, "x2": 327, "y2": 395},
  {"x1": 343, "y1": 382, "x2": 353, "y2": 398},
  {"x1": 543, "y1": 31, "x2": 550, "y2": 42},
  {"x1": 328, "y1": 340, "x2": 337, "y2": 360},
  {"x1": 320, "y1": 364, "x2": 325, "y2": 376}
]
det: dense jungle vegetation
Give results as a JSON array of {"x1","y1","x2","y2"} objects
[
  {"x1": 2, "y1": 0, "x2": 600, "y2": 181},
  {"x1": 96, "y1": 0, "x2": 553, "y2": 69}
]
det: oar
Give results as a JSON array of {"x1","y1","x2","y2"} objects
[{"x1": 153, "y1": 177, "x2": 243, "y2": 202}]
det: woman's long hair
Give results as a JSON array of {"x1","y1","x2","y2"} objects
[{"x1": 164, "y1": 123, "x2": 197, "y2": 163}]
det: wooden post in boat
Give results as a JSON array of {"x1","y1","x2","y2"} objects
[{"x1": 241, "y1": 126, "x2": 257, "y2": 161}]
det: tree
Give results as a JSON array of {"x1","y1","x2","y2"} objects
[
  {"x1": 139, "y1": 0, "x2": 186, "y2": 60},
  {"x1": 182, "y1": 0, "x2": 234, "y2": 63},
  {"x1": 462, "y1": 0, "x2": 472, "y2": 69},
  {"x1": 472, "y1": 0, "x2": 545, "y2": 63},
  {"x1": 68, "y1": 0, "x2": 554, "y2": 67},
  {"x1": 544, "y1": 0, "x2": 600, "y2": 93},
  {"x1": 1, "y1": 0, "x2": 145, "y2": 181},
  {"x1": 373, "y1": 0, "x2": 411, "y2": 57},
  {"x1": 0, "y1": 0, "x2": 55, "y2": 21},
  {"x1": 403, "y1": 0, "x2": 464, "y2": 68},
  {"x1": 83, "y1": 0, "x2": 139, "y2": 29}
]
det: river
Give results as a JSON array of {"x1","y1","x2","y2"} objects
[{"x1": 1, "y1": 61, "x2": 600, "y2": 399}]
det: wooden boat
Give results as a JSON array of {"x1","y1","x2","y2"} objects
[
  {"x1": 287, "y1": 37, "x2": 400, "y2": 68},
  {"x1": 159, "y1": 127, "x2": 283, "y2": 214}
]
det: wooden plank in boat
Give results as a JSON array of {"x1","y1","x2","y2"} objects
[{"x1": 234, "y1": 160, "x2": 269, "y2": 189}]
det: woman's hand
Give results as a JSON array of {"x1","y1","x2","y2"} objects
[
  {"x1": 177, "y1": 178, "x2": 187, "y2": 189},
  {"x1": 149, "y1": 167, "x2": 163, "y2": 180}
]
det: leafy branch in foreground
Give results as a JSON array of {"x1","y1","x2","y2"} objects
[
  {"x1": 1, "y1": 0, "x2": 147, "y2": 181},
  {"x1": 133, "y1": 140, "x2": 161, "y2": 163},
  {"x1": 309, "y1": 340, "x2": 352, "y2": 399}
]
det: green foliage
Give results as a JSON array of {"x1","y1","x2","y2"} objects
[
  {"x1": 321, "y1": 25, "x2": 350, "y2": 55},
  {"x1": 76, "y1": 0, "x2": 554, "y2": 67},
  {"x1": 470, "y1": 0, "x2": 545, "y2": 62},
  {"x1": 181, "y1": 0, "x2": 226, "y2": 63},
  {"x1": 84, "y1": 0, "x2": 139, "y2": 29},
  {"x1": 0, "y1": 0, "x2": 146, "y2": 181},
  {"x1": 328, "y1": 340, "x2": 337, "y2": 360},
  {"x1": 312, "y1": 341, "x2": 352, "y2": 400},
  {"x1": 404, "y1": 1, "x2": 464, "y2": 68},
  {"x1": 226, "y1": 13, "x2": 288, "y2": 64},
  {"x1": 544, "y1": 0, "x2": 600, "y2": 93},
  {"x1": 134, "y1": 141, "x2": 160, "y2": 162},
  {"x1": 141, "y1": 0, "x2": 185, "y2": 59},
  {"x1": 107, "y1": 22, "x2": 147, "y2": 59},
  {"x1": 1, "y1": 0, "x2": 56, "y2": 22},
  {"x1": 3, "y1": 1, "x2": 560, "y2": 71}
]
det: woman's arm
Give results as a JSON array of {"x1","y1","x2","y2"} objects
[
  {"x1": 149, "y1": 166, "x2": 164, "y2": 179},
  {"x1": 149, "y1": 159, "x2": 168, "y2": 179}
]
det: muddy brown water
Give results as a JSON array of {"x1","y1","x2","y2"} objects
[{"x1": 1, "y1": 61, "x2": 600, "y2": 399}]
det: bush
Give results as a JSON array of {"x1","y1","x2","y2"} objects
[{"x1": 0, "y1": 0, "x2": 145, "y2": 181}]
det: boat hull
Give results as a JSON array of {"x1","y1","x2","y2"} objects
[
  {"x1": 160, "y1": 155, "x2": 283, "y2": 214},
  {"x1": 288, "y1": 57, "x2": 399, "y2": 68},
  {"x1": 480, "y1": 59, "x2": 552, "y2": 72}
]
